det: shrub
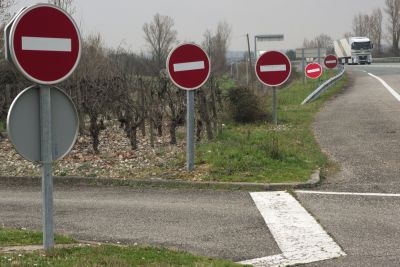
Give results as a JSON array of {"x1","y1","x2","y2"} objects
[{"x1": 227, "y1": 86, "x2": 267, "y2": 123}]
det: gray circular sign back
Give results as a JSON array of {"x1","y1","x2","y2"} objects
[{"x1": 7, "y1": 86, "x2": 79, "y2": 163}]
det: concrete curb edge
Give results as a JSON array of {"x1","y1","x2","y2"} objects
[{"x1": 0, "y1": 169, "x2": 320, "y2": 191}]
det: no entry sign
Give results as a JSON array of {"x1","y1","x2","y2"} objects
[
  {"x1": 9, "y1": 4, "x2": 81, "y2": 85},
  {"x1": 324, "y1": 55, "x2": 338, "y2": 69},
  {"x1": 305, "y1": 63, "x2": 323, "y2": 79},
  {"x1": 167, "y1": 43, "x2": 210, "y2": 90},
  {"x1": 255, "y1": 51, "x2": 291, "y2": 87}
]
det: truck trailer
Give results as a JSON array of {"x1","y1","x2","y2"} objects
[{"x1": 334, "y1": 37, "x2": 373, "y2": 65}]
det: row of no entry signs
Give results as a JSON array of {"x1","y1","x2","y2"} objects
[
  {"x1": 4, "y1": 3, "x2": 340, "y2": 250},
  {"x1": 168, "y1": 44, "x2": 339, "y2": 90},
  {"x1": 4, "y1": 2, "x2": 338, "y2": 89}
]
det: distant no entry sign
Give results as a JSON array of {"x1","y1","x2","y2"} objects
[
  {"x1": 167, "y1": 43, "x2": 210, "y2": 90},
  {"x1": 305, "y1": 63, "x2": 323, "y2": 79},
  {"x1": 255, "y1": 51, "x2": 291, "y2": 87},
  {"x1": 9, "y1": 4, "x2": 81, "y2": 85},
  {"x1": 324, "y1": 54, "x2": 338, "y2": 69}
]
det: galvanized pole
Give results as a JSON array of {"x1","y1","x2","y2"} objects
[
  {"x1": 246, "y1": 34, "x2": 253, "y2": 88},
  {"x1": 317, "y1": 46, "x2": 322, "y2": 84},
  {"x1": 246, "y1": 58, "x2": 249, "y2": 86},
  {"x1": 254, "y1": 36, "x2": 257, "y2": 62},
  {"x1": 302, "y1": 48, "x2": 305, "y2": 85},
  {"x1": 39, "y1": 85, "x2": 54, "y2": 250},
  {"x1": 272, "y1": 86, "x2": 277, "y2": 125},
  {"x1": 318, "y1": 46, "x2": 321, "y2": 65},
  {"x1": 186, "y1": 90, "x2": 195, "y2": 171}
]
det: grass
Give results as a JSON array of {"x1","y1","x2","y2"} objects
[
  {"x1": 0, "y1": 228, "x2": 76, "y2": 247},
  {"x1": 196, "y1": 70, "x2": 347, "y2": 183},
  {"x1": 0, "y1": 228, "x2": 243, "y2": 267},
  {"x1": 0, "y1": 120, "x2": 4, "y2": 131}
]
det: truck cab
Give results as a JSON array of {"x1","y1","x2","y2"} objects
[{"x1": 349, "y1": 37, "x2": 373, "y2": 64}]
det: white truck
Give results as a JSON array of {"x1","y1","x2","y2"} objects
[{"x1": 334, "y1": 37, "x2": 373, "y2": 65}]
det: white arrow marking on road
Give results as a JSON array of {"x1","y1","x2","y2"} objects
[
  {"x1": 307, "y1": 68, "x2": 321, "y2": 74},
  {"x1": 22, "y1": 37, "x2": 72, "y2": 52},
  {"x1": 326, "y1": 60, "x2": 337, "y2": 64},
  {"x1": 173, "y1": 61, "x2": 205, "y2": 72},
  {"x1": 239, "y1": 192, "x2": 345, "y2": 267},
  {"x1": 260, "y1": 65, "x2": 287, "y2": 72}
]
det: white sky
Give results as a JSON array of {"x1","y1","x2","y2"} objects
[{"x1": 13, "y1": 0, "x2": 387, "y2": 52}]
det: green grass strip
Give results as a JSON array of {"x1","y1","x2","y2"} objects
[
  {"x1": 0, "y1": 228, "x2": 76, "y2": 247},
  {"x1": 197, "y1": 71, "x2": 347, "y2": 183}
]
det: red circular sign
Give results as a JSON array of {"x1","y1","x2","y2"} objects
[
  {"x1": 255, "y1": 51, "x2": 291, "y2": 87},
  {"x1": 10, "y1": 4, "x2": 81, "y2": 85},
  {"x1": 167, "y1": 43, "x2": 210, "y2": 90},
  {"x1": 324, "y1": 54, "x2": 338, "y2": 69},
  {"x1": 305, "y1": 63, "x2": 323, "y2": 79}
]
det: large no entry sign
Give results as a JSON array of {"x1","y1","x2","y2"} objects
[
  {"x1": 255, "y1": 51, "x2": 291, "y2": 87},
  {"x1": 167, "y1": 43, "x2": 210, "y2": 90},
  {"x1": 324, "y1": 54, "x2": 338, "y2": 69},
  {"x1": 9, "y1": 4, "x2": 81, "y2": 84},
  {"x1": 305, "y1": 63, "x2": 323, "y2": 79}
]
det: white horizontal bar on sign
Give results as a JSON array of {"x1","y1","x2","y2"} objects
[
  {"x1": 22, "y1": 36, "x2": 72, "y2": 52},
  {"x1": 173, "y1": 61, "x2": 205, "y2": 72},
  {"x1": 307, "y1": 68, "x2": 321, "y2": 74},
  {"x1": 326, "y1": 60, "x2": 337, "y2": 64},
  {"x1": 260, "y1": 64, "x2": 286, "y2": 72}
]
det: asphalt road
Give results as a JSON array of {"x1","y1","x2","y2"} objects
[
  {"x1": 0, "y1": 184, "x2": 281, "y2": 262},
  {"x1": 298, "y1": 64, "x2": 400, "y2": 266}
]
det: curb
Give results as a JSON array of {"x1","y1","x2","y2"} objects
[{"x1": 0, "y1": 169, "x2": 320, "y2": 191}]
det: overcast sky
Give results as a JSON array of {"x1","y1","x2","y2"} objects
[{"x1": 14, "y1": 0, "x2": 387, "y2": 52}]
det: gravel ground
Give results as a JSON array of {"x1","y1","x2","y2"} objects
[{"x1": 0, "y1": 124, "x2": 207, "y2": 181}]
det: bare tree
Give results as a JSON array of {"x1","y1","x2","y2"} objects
[
  {"x1": 370, "y1": 8, "x2": 383, "y2": 54},
  {"x1": 143, "y1": 13, "x2": 177, "y2": 75},
  {"x1": 203, "y1": 21, "x2": 231, "y2": 75},
  {"x1": 343, "y1": 32, "x2": 353, "y2": 39},
  {"x1": 385, "y1": 0, "x2": 400, "y2": 54},
  {"x1": 353, "y1": 13, "x2": 371, "y2": 36},
  {"x1": 303, "y1": 34, "x2": 333, "y2": 51},
  {"x1": 48, "y1": 0, "x2": 76, "y2": 15}
]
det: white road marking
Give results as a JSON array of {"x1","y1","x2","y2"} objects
[
  {"x1": 307, "y1": 68, "x2": 321, "y2": 74},
  {"x1": 260, "y1": 65, "x2": 286, "y2": 72},
  {"x1": 173, "y1": 61, "x2": 205, "y2": 72},
  {"x1": 297, "y1": 190, "x2": 400, "y2": 197},
  {"x1": 368, "y1": 73, "x2": 400, "y2": 102},
  {"x1": 239, "y1": 192, "x2": 345, "y2": 267},
  {"x1": 22, "y1": 36, "x2": 72, "y2": 52},
  {"x1": 326, "y1": 60, "x2": 337, "y2": 64}
]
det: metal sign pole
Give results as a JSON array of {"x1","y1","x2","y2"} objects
[
  {"x1": 187, "y1": 90, "x2": 195, "y2": 171},
  {"x1": 302, "y1": 49, "x2": 305, "y2": 85},
  {"x1": 272, "y1": 86, "x2": 277, "y2": 125},
  {"x1": 39, "y1": 85, "x2": 54, "y2": 250}
]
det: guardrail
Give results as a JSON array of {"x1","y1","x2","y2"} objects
[
  {"x1": 301, "y1": 65, "x2": 346, "y2": 105},
  {"x1": 373, "y1": 57, "x2": 400, "y2": 63}
]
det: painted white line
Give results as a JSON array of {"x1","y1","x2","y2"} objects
[
  {"x1": 173, "y1": 61, "x2": 205, "y2": 72},
  {"x1": 326, "y1": 60, "x2": 337, "y2": 64},
  {"x1": 260, "y1": 64, "x2": 286, "y2": 72},
  {"x1": 307, "y1": 68, "x2": 321, "y2": 74},
  {"x1": 22, "y1": 36, "x2": 72, "y2": 52},
  {"x1": 296, "y1": 190, "x2": 400, "y2": 197},
  {"x1": 239, "y1": 192, "x2": 345, "y2": 267},
  {"x1": 368, "y1": 73, "x2": 400, "y2": 102}
]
